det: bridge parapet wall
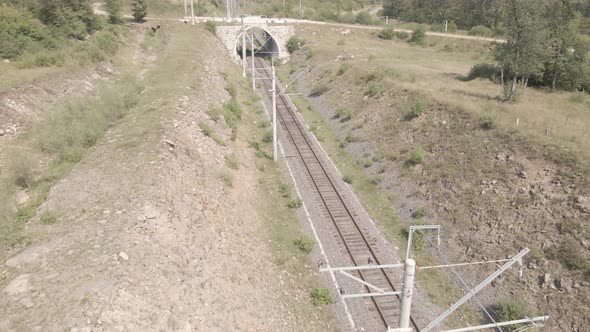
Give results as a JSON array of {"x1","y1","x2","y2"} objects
[{"x1": 216, "y1": 24, "x2": 294, "y2": 63}]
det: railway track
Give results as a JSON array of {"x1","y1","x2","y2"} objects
[{"x1": 252, "y1": 56, "x2": 421, "y2": 331}]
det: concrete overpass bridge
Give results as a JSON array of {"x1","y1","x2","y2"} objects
[{"x1": 195, "y1": 16, "x2": 295, "y2": 63}]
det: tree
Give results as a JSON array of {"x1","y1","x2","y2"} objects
[
  {"x1": 495, "y1": 0, "x2": 547, "y2": 101},
  {"x1": 37, "y1": 0, "x2": 99, "y2": 39},
  {"x1": 545, "y1": 0, "x2": 579, "y2": 90},
  {"x1": 105, "y1": 0, "x2": 122, "y2": 24},
  {"x1": 132, "y1": 0, "x2": 147, "y2": 23}
]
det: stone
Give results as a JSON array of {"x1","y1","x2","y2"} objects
[
  {"x1": 20, "y1": 297, "x2": 35, "y2": 308},
  {"x1": 541, "y1": 273, "x2": 551, "y2": 286},
  {"x1": 16, "y1": 190, "x2": 30, "y2": 205},
  {"x1": 118, "y1": 252, "x2": 129, "y2": 261},
  {"x1": 0, "y1": 129, "x2": 4, "y2": 136},
  {"x1": 3, "y1": 274, "x2": 30, "y2": 295}
]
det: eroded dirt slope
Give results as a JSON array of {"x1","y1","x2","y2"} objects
[{"x1": 1, "y1": 25, "x2": 335, "y2": 331}]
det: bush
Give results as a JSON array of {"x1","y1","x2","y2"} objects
[
  {"x1": 337, "y1": 62, "x2": 350, "y2": 75},
  {"x1": 466, "y1": 63, "x2": 498, "y2": 81},
  {"x1": 224, "y1": 153, "x2": 239, "y2": 170},
  {"x1": 493, "y1": 300, "x2": 528, "y2": 331},
  {"x1": 378, "y1": 26, "x2": 395, "y2": 40},
  {"x1": 288, "y1": 198, "x2": 303, "y2": 209},
  {"x1": 447, "y1": 21, "x2": 458, "y2": 33},
  {"x1": 412, "y1": 208, "x2": 427, "y2": 219},
  {"x1": 132, "y1": 0, "x2": 148, "y2": 22},
  {"x1": 408, "y1": 148, "x2": 425, "y2": 165},
  {"x1": 17, "y1": 50, "x2": 64, "y2": 69},
  {"x1": 410, "y1": 26, "x2": 427, "y2": 45},
  {"x1": 468, "y1": 25, "x2": 493, "y2": 37},
  {"x1": 481, "y1": 115, "x2": 496, "y2": 130},
  {"x1": 40, "y1": 211, "x2": 57, "y2": 225},
  {"x1": 309, "y1": 82, "x2": 329, "y2": 96},
  {"x1": 6, "y1": 152, "x2": 35, "y2": 188},
  {"x1": 355, "y1": 12, "x2": 372, "y2": 25},
  {"x1": 287, "y1": 36, "x2": 305, "y2": 54},
  {"x1": 395, "y1": 31, "x2": 410, "y2": 40},
  {"x1": 278, "y1": 183, "x2": 291, "y2": 198},
  {"x1": 310, "y1": 288, "x2": 334, "y2": 306},
  {"x1": 294, "y1": 236, "x2": 314, "y2": 254},
  {"x1": 344, "y1": 132, "x2": 358, "y2": 143},
  {"x1": 342, "y1": 175, "x2": 353, "y2": 184},
  {"x1": 546, "y1": 235, "x2": 590, "y2": 273},
  {"x1": 335, "y1": 108, "x2": 353, "y2": 121},
  {"x1": 406, "y1": 100, "x2": 426, "y2": 119},
  {"x1": 203, "y1": 21, "x2": 216, "y2": 34},
  {"x1": 262, "y1": 130, "x2": 273, "y2": 143},
  {"x1": 95, "y1": 30, "x2": 119, "y2": 55},
  {"x1": 367, "y1": 82, "x2": 383, "y2": 96},
  {"x1": 0, "y1": 6, "x2": 55, "y2": 59}
]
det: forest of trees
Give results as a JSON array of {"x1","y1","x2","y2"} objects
[
  {"x1": 383, "y1": 0, "x2": 590, "y2": 95},
  {"x1": 0, "y1": 0, "x2": 128, "y2": 68}
]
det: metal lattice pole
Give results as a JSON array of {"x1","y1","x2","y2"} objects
[{"x1": 272, "y1": 65, "x2": 278, "y2": 162}]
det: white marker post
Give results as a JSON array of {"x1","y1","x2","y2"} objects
[
  {"x1": 272, "y1": 65, "x2": 278, "y2": 162},
  {"x1": 242, "y1": 24, "x2": 246, "y2": 77}
]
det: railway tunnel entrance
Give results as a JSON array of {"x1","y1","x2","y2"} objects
[{"x1": 235, "y1": 27, "x2": 280, "y2": 61}]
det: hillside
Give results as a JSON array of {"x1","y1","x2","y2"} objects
[{"x1": 282, "y1": 24, "x2": 590, "y2": 330}]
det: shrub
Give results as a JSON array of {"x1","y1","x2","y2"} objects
[
  {"x1": 546, "y1": 235, "x2": 590, "y2": 273},
  {"x1": 337, "y1": 62, "x2": 350, "y2": 75},
  {"x1": 395, "y1": 31, "x2": 410, "y2": 40},
  {"x1": 199, "y1": 122, "x2": 213, "y2": 137},
  {"x1": 278, "y1": 183, "x2": 291, "y2": 198},
  {"x1": 412, "y1": 208, "x2": 427, "y2": 219},
  {"x1": 40, "y1": 211, "x2": 57, "y2": 225},
  {"x1": 132, "y1": 0, "x2": 148, "y2": 23},
  {"x1": 310, "y1": 288, "x2": 334, "y2": 306},
  {"x1": 288, "y1": 198, "x2": 303, "y2": 209},
  {"x1": 218, "y1": 170, "x2": 233, "y2": 187},
  {"x1": 335, "y1": 108, "x2": 353, "y2": 121},
  {"x1": 447, "y1": 21, "x2": 458, "y2": 32},
  {"x1": 95, "y1": 30, "x2": 119, "y2": 55},
  {"x1": 408, "y1": 148, "x2": 425, "y2": 165},
  {"x1": 337, "y1": 12, "x2": 356, "y2": 24},
  {"x1": 225, "y1": 82, "x2": 238, "y2": 99},
  {"x1": 309, "y1": 82, "x2": 329, "y2": 96},
  {"x1": 493, "y1": 300, "x2": 528, "y2": 331},
  {"x1": 355, "y1": 12, "x2": 372, "y2": 25},
  {"x1": 17, "y1": 50, "x2": 64, "y2": 69},
  {"x1": 481, "y1": 115, "x2": 496, "y2": 130},
  {"x1": 361, "y1": 158, "x2": 373, "y2": 168},
  {"x1": 410, "y1": 26, "x2": 427, "y2": 45},
  {"x1": 105, "y1": 0, "x2": 123, "y2": 24},
  {"x1": 367, "y1": 83, "x2": 382, "y2": 96},
  {"x1": 6, "y1": 152, "x2": 35, "y2": 188},
  {"x1": 466, "y1": 63, "x2": 498, "y2": 81},
  {"x1": 378, "y1": 26, "x2": 395, "y2": 40},
  {"x1": 294, "y1": 236, "x2": 314, "y2": 254},
  {"x1": 0, "y1": 6, "x2": 55, "y2": 59},
  {"x1": 342, "y1": 175, "x2": 353, "y2": 184},
  {"x1": 203, "y1": 21, "x2": 217, "y2": 34},
  {"x1": 262, "y1": 130, "x2": 273, "y2": 143},
  {"x1": 344, "y1": 132, "x2": 358, "y2": 143},
  {"x1": 287, "y1": 36, "x2": 305, "y2": 53},
  {"x1": 406, "y1": 100, "x2": 426, "y2": 119},
  {"x1": 224, "y1": 153, "x2": 239, "y2": 170},
  {"x1": 469, "y1": 25, "x2": 493, "y2": 37}
]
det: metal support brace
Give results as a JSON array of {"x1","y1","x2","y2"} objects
[
  {"x1": 441, "y1": 316, "x2": 549, "y2": 332},
  {"x1": 422, "y1": 248, "x2": 530, "y2": 332},
  {"x1": 339, "y1": 270, "x2": 384, "y2": 293},
  {"x1": 406, "y1": 225, "x2": 441, "y2": 261}
]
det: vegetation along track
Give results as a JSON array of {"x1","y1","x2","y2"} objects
[{"x1": 252, "y1": 57, "x2": 420, "y2": 331}]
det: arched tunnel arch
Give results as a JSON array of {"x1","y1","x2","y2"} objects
[{"x1": 235, "y1": 27, "x2": 280, "y2": 61}]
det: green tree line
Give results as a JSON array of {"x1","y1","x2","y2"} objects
[{"x1": 384, "y1": 0, "x2": 590, "y2": 95}]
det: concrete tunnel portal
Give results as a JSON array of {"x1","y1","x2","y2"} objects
[{"x1": 235, "y1": 27, "x2": 280, "y2": 60}]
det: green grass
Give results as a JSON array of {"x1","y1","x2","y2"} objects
[
  {"x1": 310, "y1": 288, "x2": 334, "y2": 306},
  {"x1": 224, "y1": 153, "x2": 240, "y2": 170},
  {"x1": 40, "y1": 211, "x2": 57, "y2": 225},
  {"x1": 408, "y1": 148, "x2": 426, "y2": 165},
  {"x1": 199, "y1": 122, "x2": 226, "y2": 146},
  {"x1": 294, "y1": 236, "x2": 314, "y2": 254},
  {"x1": 287, "y1": 198, "x2": 303, "y2": 209},
  {"x1": 218, "y1": 170, "x2": 234, "y2": 187}
]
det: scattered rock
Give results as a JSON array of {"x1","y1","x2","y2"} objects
[
  {"x1": 118, "y1": 252, "x2": 129, "y2": 261},
  {"x1": 3, "y1": 274, "x2": 30, "y2": 295},
  {"x1": 540, "y1": 273, "x2": 551, "y2": 287},
  {"x1": 144, "y1": 205, "x2": 159, "y2": 219},
  {"x1": 164, "y1": 139, "x2": 176, "y2": 148},
  {"x1": 0, "y1": 129, "x2": 4, "y2": 136},
  {"x1": 518, "y1": 170, "x2": 527, "y2": 179},
  {"x1": 20, "y1": 297, "x2": 35, "y2": 308},
  {"x1": 3, "y1": 59, "x2": 10, "y2": 63}
]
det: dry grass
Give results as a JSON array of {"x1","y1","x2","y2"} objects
[{"x1": 295, "y1": 25, "x2": 590, "y2": 160}]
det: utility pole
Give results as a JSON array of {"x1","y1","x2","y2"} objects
[
  {"x1": 251, "y1": 32, "x2": 255, "y2": 91},
  {"x1": 444, "y1": 20, "x2": 448, "y2": 32},
  {"x1": 190, "y1": 0, "x2": 195, "y2": 25},
  {"x1": 184, "y1": 0, "x2": 187, "y2": 17},
  {"x1": 399, "y1": 259, "x2": 416, "y2": 329},
  {"x1": 242, "y1": 19, "x2": 246, "y2": 78},
  {"x1": 272, "y1": 65, "x2": 278, "y2": 162},
  {"x1": 226, "y1": 0, "x2": 230, "y2": 18}
]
